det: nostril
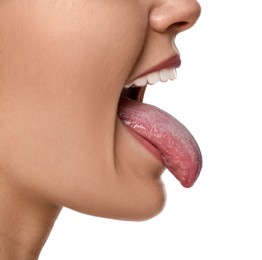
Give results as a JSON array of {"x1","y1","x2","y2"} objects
[
  {"x1": 169, "y1": 21, "x2": 188, "y2": 31},
  {"x1": 175, "y1": 21, "x2": 188, "y2": 27}
]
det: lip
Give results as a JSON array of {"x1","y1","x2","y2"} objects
[{"x1": 128, "y1": 55, "x2": 181, "y2": 84}]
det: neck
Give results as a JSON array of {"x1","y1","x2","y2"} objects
[{"x1": 0, "y1": 175, "x2": 61, "y2": 260}]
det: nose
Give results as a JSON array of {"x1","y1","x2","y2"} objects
[{"x1": 149, "y1": 0, "x2": 201, "y2": 34}]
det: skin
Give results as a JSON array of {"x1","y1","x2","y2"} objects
[{"x1": 0, "y1": 0, "x2": 200, "y2": 259}]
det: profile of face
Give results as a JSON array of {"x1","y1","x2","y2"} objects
[{"x1": 0, "y1": 0, "x2": 201, "y2": 221}]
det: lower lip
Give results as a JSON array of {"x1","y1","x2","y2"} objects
[{"x1": 123, "y1": 124, "x2": 164, "y2": 164}]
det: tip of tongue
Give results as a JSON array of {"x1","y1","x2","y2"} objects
[
  {"x1": 170, "y1": 166, "x2": 201, "y2": 188},
  {"x1": 163, "y1": 154, "x2": 202, "y2": 188}
]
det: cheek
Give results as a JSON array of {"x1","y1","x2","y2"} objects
[
  {"x1": 41, "y1": 2, "x2": 149, "y2": 82},
  {"x1": 0, "y1": 2, "x2": 162, "y2": 220},
  {"x1": 1, "y1": 1, "x2": 148, "y2": 96},
  {"x1": 62, "y1": 5, "x2": 149, "y2": 88}
]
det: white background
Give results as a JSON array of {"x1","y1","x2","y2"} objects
[{"x1": 40, "y1": 0, "x2": 262, "y2": 259}]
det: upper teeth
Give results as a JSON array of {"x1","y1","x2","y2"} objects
[{"x1": 124, "y1": 68, "x2": 177, "y2": 89}]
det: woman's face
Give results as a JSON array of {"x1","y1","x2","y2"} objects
[{"x1": 0, "y1": 0, "x2": 201, "y2": 220}]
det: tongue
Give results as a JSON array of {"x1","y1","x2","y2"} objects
[{"x1": 118, "y1": 96, "x2": 202, "y2": 188}]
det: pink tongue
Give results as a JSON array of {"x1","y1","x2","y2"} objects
[{"x1": 118, "y1": 96, "x2": 202, "y2": 188}]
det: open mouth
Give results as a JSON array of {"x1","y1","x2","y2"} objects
[
  {"x1": 121, "y1": 66, "x2": 178, "y2": 101},
  {"x1": 121, "y1": 86, "x2": 146, "y2": 103},
  {"x1": 117, "y1": 65, "x2": 202, "y2": 188}
]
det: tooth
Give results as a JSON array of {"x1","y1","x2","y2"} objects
[
  {"x1": 123, "y1": 83, "x2": 133, "y2": 89},
  {"x1": 168, "y1": 68, "x2": 177, "y2": 80},
  {"x1": 147, "y1": 71, "x2": 160, "y2": 85},
  {"x1": 160, "y1": 69, "x2": 170, "y2": 82},
  {"x1": 124, "y1": 68, "x2": 177, "y2": 89},
  {"x1": 173, "y1": 68, "x2": 177, "y2": 78},
  {"x1": 133, "y1": 76, "x2": 147, "y2": 87}
]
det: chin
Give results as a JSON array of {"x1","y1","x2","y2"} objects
[
  {"x1": 126, "y1": 195, "x2": 166, "y2": 222},
  {"x1": 98, "y1": 179, "x2": 166, "y2": 222},
  {"x1": 125, "y1": 180, "x2": 167, "y2": 222}
]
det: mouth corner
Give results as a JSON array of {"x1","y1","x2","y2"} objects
[{"x1": 121, "y1": 86, "x2": 147, "y2": 103}]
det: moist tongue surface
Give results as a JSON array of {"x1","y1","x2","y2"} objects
[{"x1": 118, "y1": 96, "x2": 202, "y2": 188}]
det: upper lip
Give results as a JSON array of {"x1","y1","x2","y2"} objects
[{"x1": 128, "y1": 55, "x2": 181, "y2": 84}]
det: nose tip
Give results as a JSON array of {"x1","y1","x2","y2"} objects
[{"x1": 149, "y1": 0, "x2": 201, "y2": 33}]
